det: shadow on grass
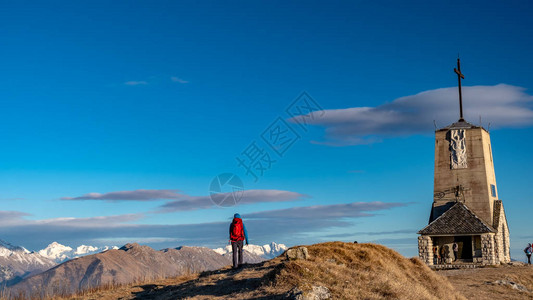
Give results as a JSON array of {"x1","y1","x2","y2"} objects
[{"x1": 130, "y1": 261, "x2": 287, "y2": 299}]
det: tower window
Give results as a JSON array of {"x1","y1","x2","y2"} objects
[{"x1": 491, "y1": 184, "x2": 497, "y2": 197}]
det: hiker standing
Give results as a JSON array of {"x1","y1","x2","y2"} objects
[
  {"x1": 229, "y1": 213, "x2": 249, "y2": 269},
  {"x1": 453, "y1": 242, "x2": 459, "y2": 262},
  {"x1": 524, "y1": 243, "x2": 532, "y2": 264}
]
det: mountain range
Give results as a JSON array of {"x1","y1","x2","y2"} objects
[
  {"x1": 213, "y1": 242, "x2": 287, "y2": 259},
  {"x1": 36, "y1": 241, "x2": 285, "y2": 263},
  {"x1": 9, "y1": 243, "x2": 265, "y2": 296},
  {"x1": 37, "y1": 241, "x2": 118, "y2": 263},
  {"x1": 0, "y1": 239, "x2": 287, "y2": 297},
  {"x1": 0, "y1": 240, "x2": 56, "y2": 285},
  {"x1": 0, "y1": 240, "x2": 287, "y2": 295}
]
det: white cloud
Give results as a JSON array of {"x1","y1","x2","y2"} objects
[
  {"x1": 62, "y1": 189, "x2": 307, "y2": 212},
  {"x1": 61, "y1": 189, "x2": 183, "y2": 202},
  {"x1": 159, "y1": 189, "x2": 307, "y2": 212},
  {"x1": 246, "y1": 201, "x2": 407, "y2": 219},
  {"x1": 291, "y1": 84, "x2": 533, "y2": 146},
  {"x1": 170, "y1": 76, "x2": 189, "y2": 84},
  {"x1": 0, "y1": 200, "x2": 408, "y2": 250},
  {"x1": 33, "y1": 214, "x2": 144, "y2": 227},
  {"x1": 124, "y1": 81, "x2": 148, "y2": 86}
]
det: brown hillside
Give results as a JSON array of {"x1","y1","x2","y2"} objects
[
  {"x1": 66, "y1": 242, "x2": 465, "y2": 300},
  {"x1": 8, "y1": 243, "x2": 263, "y2": 298}
]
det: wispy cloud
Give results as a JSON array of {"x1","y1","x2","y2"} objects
[
  {"x1": 170, "y1": 76, "x2": 189, "y2": 84},
  {"x1": 124, "y1": 80, "x2": 148, "y2": 86},
  {"x1": 0, "y1": 201, "x2": 408, "y2": 250},
  {"x1": 33, "y1": 214, "x2": 144, "y2": 227},
  {"x1": 61, "y1": 189, "x2": 183, "y2": 202},
  {"x1": 62, "y1": 189, "x2": 307, "y2": 212},
  {"x1": 290, "y1": 84, "x2": 533, "y2": 146},
  {"x1": 0, "y1": 210, "x2": 215, "y2": 249},
  {"x1": 246, "y1": 201, "x2": 407, "y2": 220},
  {"x1": 238, "y1": 201, "x2": 410, "y2": 245},
  {"x1": 158, "y1": 189, "x2": 307, "y2": 212},
  {"x1": 323, "y1": 229, "x2": 416, "y2": 239},
  {"x1": 0, "y1": 211, "x2": 31, "y2": 225}
]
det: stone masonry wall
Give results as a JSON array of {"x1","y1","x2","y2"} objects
[
  {"x1": 481, "y1": 233, "x2": 496, "y2": 265},
  {"x1": 494, "y1": 212, "x2": 511, "y2": 264},
  {"x1": 418, "y1": 235, "x2": 433, "y2": 266},
  {"x1": 502, "y1": 223, "x2": 511, "y2": 263},
  {"x1": 494, "y1": 229, "x2": 501, "y2": 264}
]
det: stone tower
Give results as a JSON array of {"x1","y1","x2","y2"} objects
[{"x1": 418, "y1": 59, "x2": 510, "y2": 266}]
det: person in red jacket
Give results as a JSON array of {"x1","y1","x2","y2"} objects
[{"x1": 229, "y1": 213, "x2": 249, "y2": 269}]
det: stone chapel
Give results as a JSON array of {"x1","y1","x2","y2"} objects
[{"x1": 417, "y1": 59, "x2": 511, "y2": 266}]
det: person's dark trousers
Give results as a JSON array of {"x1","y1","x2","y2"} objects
[
  {"x1": 454, "y1": 251, "x2": 458, "y2": 261},
  {"x1": 231, "y1": 240, "x2": 244, "y2": 268},
  {"x1": 528, "y1": 254, "x2": 531, "y2": 264}
]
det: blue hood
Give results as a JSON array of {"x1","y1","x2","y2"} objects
[{"x1": 234, "y1": 213, "x2": 241, "y2": 219}]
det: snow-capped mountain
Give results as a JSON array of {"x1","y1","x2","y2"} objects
[
  {"x1": 213, "y1": 242, "x2": 287, "y2": 259},
  {"x1": 37, "y1": 242, "x2": 73, "y2": 263},
  {"x1": 0, "y1": 240, "x2": 56, "y2": 284},
  {"x1": 38, "y1": 242, "x2": 118, "y2": 263},
  {"x1": 10, "y1": 244, "x2": 245, "y2": 296},
  {"x1": 0, "y1": 239, "x2": 30, "y2": 255}
]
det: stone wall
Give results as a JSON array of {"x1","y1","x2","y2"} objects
[
  {"x1": 481, "y1": 233, "x2": 496, "y2": 265},
  {"x1": 502, "y1": 223, "x2": 511, "y2": 263},
  {"x1": 494, "y1": 209, "x2": 511, "y2": 263},
  {"x1": 418, "y1": 235, "x2": 433, "y2": 266}
]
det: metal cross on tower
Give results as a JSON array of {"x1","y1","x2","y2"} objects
[{"x1": 454, "y1": 58, "x2": 465, "y2": 121}]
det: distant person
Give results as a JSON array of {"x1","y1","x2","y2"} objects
[
  {"x1": 229, "y1": 213, "x2": 249, "y2": 269},
  {"x1": 440, "y1": 245, "x2": 446, "y2": 264},
  {"x1": 524, "y1": 243, "x2": 532, "y2": 264},
  {"x1": 453, "y1": 242, "x2": 459, "y2": 262}
]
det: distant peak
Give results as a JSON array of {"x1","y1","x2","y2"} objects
[
  {"x1": 119, "y1": 243, "x2": 151, "y2": 252},
  {"x1": 0, "y1": 239, "x2": 26, "y2": 252},
  {"x1": 120, "y1": 243, "x2": 139, "y2": 250},
  {"x1": 46, "y1": 241, "x2": 71, "y2": 248}
]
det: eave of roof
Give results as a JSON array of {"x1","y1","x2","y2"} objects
[{"x1": 418, "y1": 202, "x2": 496, "y2": 235}]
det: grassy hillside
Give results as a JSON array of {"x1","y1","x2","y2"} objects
[
  {"x1": 54, "y1": 241, "x2": 465, "y2": 299},
  {"x1": 270, "y1": 242, "x2": 464, "y2": 299}
]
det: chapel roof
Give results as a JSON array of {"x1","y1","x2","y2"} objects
[
  {"x1": 418, "y1": 202, "x2": 496, "y2": 235},
  {"x1": 437, "y1": 119, "x2": 487, "y2": 132}
]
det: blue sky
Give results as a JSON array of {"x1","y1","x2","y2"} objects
[{"x1": 0, "y1": 1, "x2": 532, "y2": 259}]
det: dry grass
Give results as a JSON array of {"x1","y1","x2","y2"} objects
[
  {"x1": 7, "y1": 242, "x2": 533, "y2": 299},
  {"x1": 36, "y1": 242, "x2": 467, "y2": 299},
  {"x1": 269, "y1": 242, "x2": 465, "y2": 300},
  {"x1": 440, "y1": 265, "x2": 533, "y2": 299},
  {"x1": 0, "y1": 274, "x2": 196, "y2": 300}
]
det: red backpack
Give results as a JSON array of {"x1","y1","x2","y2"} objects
[{"x1": 230, "y1": 218, "x2": 244, "y2": 241}]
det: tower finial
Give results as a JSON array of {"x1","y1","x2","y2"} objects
[{"x1": 454, "y1": 58, "x2": 465, "y2": 121}]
